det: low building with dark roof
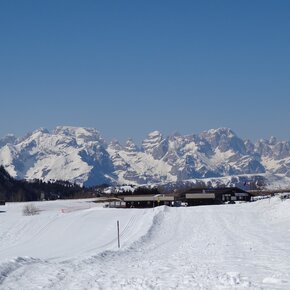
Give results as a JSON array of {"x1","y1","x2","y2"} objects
[
  {"x1": 121, "y1": 194, "x2": 175, "y2": 208},
  {"x1": 181, "y1": 187, "x2": 251, "y2": 206},
  {"x1": 112, "y1": 187, "x2": 252, "y2": 208}
]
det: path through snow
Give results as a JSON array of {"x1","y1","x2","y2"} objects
[{"x1": 0, "y1": 198, "x2": 290, "y2": 289}]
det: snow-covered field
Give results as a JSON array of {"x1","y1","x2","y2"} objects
[{"x1": 0, "y1": 198, "x2": 290, "y2": 289}]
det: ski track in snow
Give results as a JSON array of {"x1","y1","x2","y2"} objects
[{"x1": 0, "y1": 199, "x2": 290, "y2": 289}]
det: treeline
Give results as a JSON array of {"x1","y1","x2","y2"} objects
[
  {"x1": 0, "y1": 166, "x2": 100, "y2": 202},
  {"x1": 116, "y1": 186, "x2": 160, "y2": 196}
]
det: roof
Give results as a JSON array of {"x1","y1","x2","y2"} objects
[
  {"x1": 185, "y1": 193, "x2": 215, "y2": 199},
  {"x1": 181, "y1": 187, "x2": 251, "y2": 195},
  {"x1": 122, "y1": 195, "x2": 174, "y2": 202}
]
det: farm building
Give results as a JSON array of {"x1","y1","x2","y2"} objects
[
  {"x1": 112, "y1": 187, "x2": 252, "y2": 208},
  {"x1": 121, "y1": 194, "x2": 175, "y2": 208},
  {"x1": 181, "y1": 187, "x2": 252, "y2": 206}
]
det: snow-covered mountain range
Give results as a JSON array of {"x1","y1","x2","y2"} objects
[{"x1": 0, "y1": 126, "x2": 290, "y2": 187}]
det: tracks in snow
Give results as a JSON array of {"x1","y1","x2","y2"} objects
[{"x1": 1, "y1": 203, "x2": 290, "y2": 289}]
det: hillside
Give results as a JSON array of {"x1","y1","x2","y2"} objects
[{"x1": 0, "y1": 166, "x2": 85, "y2": 202}]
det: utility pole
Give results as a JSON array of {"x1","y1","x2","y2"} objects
[{"x1": 117, "y1": 220, "x2": 120, "y2": 248}]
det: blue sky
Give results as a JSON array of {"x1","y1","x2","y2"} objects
[{"x1": 0, "y1": 0, "x2": 289, "y2": 143}]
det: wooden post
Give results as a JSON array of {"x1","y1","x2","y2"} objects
[{"x1": 117, "y1": 220, "x2": 120, "y2": 248}]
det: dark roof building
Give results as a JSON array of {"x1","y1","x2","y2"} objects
[
  {"x1": 181, "y1": 187, "x2": 252, "y2": 206},
  {"x1": 112, "y1": 187, "x2": 252, "y2": 208}
]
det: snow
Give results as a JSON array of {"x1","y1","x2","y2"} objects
[
  {"x1": 103, "y1": 185, "x2": 136, "y2": 194},
  {"x1": 263, "y1": 173, "x2": 290, "y2": 189},
  {"x1": 0, "y1": 145, "x2": 17, "y2": 178},
  {"x1": 142, "y1": 131, "x2": 163, "y2": 152},
  {"x1": 107, "y1": 145, "x2": 176, "y2": 185},
  {"x1": 0, "y1": 198, "x2": 290, "y2": 289},
  {"x1": 211, "y1": 148, "x2": 235, "y2": 167},
  {"x1": 2, "y1": 126, "x2": 290, "y2": 186},
  {"x1": 206, "y1": 127, "x2": 235, "y2": 137},
  {"x1": 148, "y1": 131, "x2": 162, "y2": 138},
  {"x1": 262, "y1": 156, "x2": 282, "y2": 172}
]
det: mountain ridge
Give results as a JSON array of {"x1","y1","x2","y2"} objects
[{"x1": 0, "y1": 126, "x2": 290, "y2": 187}]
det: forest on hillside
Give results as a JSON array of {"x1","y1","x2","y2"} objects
[{"x1": 0, "y1": 166, "x2": 103, "y2": 202}]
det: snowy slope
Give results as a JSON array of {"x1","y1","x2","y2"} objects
[
  {"x1": 0, "y1": 127, "x2": 115, "y2": 186},
  {"x1": 0, "y1": 126, "x2": 290, "y2": 186},
  {"x1": 107, "y1": 138, "x2": 176, "y2": 185},
  {"x1": 0, "y1": 198, "x2": 290, "y2": 289},
  {"x1": 0, "y1": 199, "x2": 156, "y2": 261}
]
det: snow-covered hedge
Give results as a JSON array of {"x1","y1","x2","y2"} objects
[{"x1": 22, "y1": 204, "x2": 40, "y2": 216}]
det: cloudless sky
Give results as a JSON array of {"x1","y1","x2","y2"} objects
[{"x1": 0, "y1": 0, "x2": 289, "y2": 144}]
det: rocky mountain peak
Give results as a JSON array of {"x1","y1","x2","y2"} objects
[
  {"x1": 272, "y1": 141, "x2": 290, "y2": 160},
  {"x1": 255, "y1": 139, "x2": 272, "y2": 157},
  {"x1": 142, "y1": 131, "x2": 163, "y2": 149},
  {"x1": 269, "y1": 136, "x2": 277, "y2": 146},
  {"x1": 53, "y1": 126, "x2": 102, "y2": 144},
  {"x1": 142, "y1": 131, "x2": 168, "y2": 159},
  {"x1": 108, "y1": 140, "x2": 123, "y2": 151},
  {"x1": 0, "y1": 134, "x2": 17, "y2": 148},
  {"x1": 205, "y1": 127, "x2": 235, "y2": 137},
  {"x1": 201, "y1": 128, "x2": 245, "y2": 154},
  {"x1": 125, "y1": 139, "x2": 139, "y2": 152},
  {"x1": 147, "y1": 130, "x2": 162, "y2": 139},
  {"x1": 0, "y1": 126, "x2": 290, "y2": 186}
]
